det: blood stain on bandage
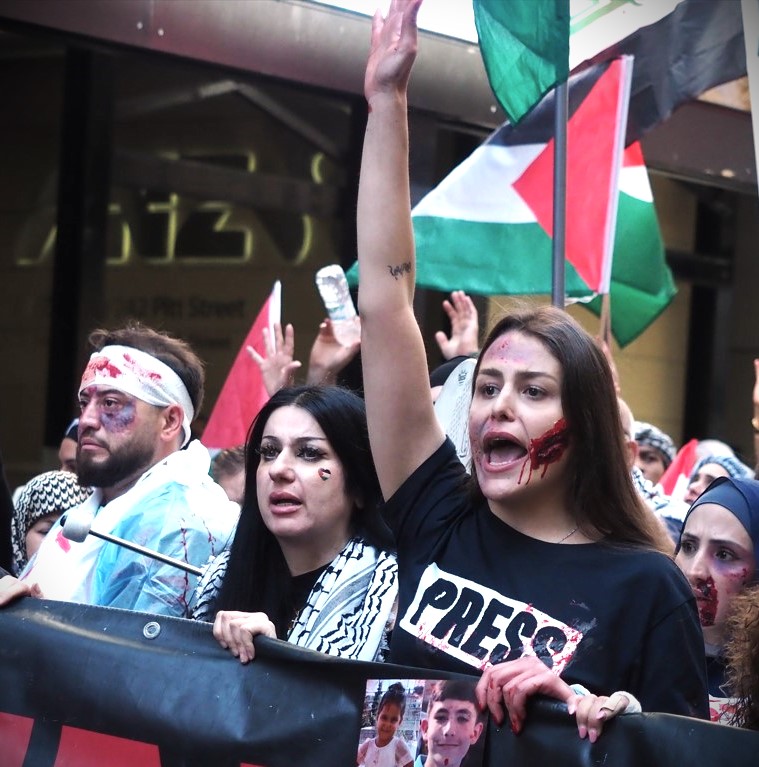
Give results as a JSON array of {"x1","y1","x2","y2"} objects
[
  {"x1": 56, "y1": 528, "x2": 71, "y2": 553},
  {"x1": 83, "y1": 356, "x2": 123, "y2": 381},
  {"x1": 123, "y1": 353, "x2": 163, "y2": 382}
]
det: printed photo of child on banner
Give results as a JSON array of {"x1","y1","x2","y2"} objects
[{"x1": 357, "y1": 678, "x2": 486, "y2": 767}]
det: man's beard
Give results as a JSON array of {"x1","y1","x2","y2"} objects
[{"x1": 77, "y1": 439, "x2": 155, "y2": 489}]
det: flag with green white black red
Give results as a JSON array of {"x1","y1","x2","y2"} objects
[{"x1": 474, "y1": 0, "x2": 745, "y2": 132}]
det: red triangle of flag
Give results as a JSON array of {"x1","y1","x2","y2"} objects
[
  {"x1": 513, "y1": 59, "x2": 625, "y2": 292},
  {"x1": 658, "y1": 438, "x2": 699, "y2": 498},
  {"x1": 202, "y1": 283, "x2": 280, "y2": 450}
]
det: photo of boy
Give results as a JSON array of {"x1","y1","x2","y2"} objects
[{"x1": 415, "y1": 680, "x2": 485, "y2": 767}]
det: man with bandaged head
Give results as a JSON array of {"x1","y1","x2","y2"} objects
[{"x1": 0, "y1": 323, "x2": 238, "y2": 616}]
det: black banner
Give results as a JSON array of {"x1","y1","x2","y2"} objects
[{"x1": 0, "y1": 599, "x2": 757, "y2": 766}]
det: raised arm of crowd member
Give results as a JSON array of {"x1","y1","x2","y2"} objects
[
  {"x1": 247, "y1": 322, "x2": 302, "y2": 397},
  {"x1": 434, "y1": 290, "x2": 480, "y2": 361},
  {"x1": 248, "y1": 319, "x2": 361, "y2": 397},
  {"x1": 305, "y1": 318, "x2": 361, "y2": 386},
  {"x1": 356, "y1": 0, "x2": 707, "y2": 740},
  {"x1": 357, "y1": 0, "x2": 444, "y2": 500}
]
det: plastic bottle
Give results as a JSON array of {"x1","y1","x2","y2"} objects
[{"x1": 314, "y1": 264, "x2": 361, "y2": 346}]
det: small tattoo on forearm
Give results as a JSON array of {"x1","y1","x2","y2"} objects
[{"x1": 387, "y1": 262, "x2": 411, "y2": 280}]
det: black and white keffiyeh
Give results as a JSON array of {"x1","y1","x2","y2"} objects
[
  {"x1": 191, "y1": 537, "x2": 398, "y2": 662},
  {"x1": 12, "y1": 470, "x2": 92, "y2": 575}
]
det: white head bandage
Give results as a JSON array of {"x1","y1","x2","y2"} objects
[{"x1": 79, "y1": 345, "x2": 195, "y2": 447}]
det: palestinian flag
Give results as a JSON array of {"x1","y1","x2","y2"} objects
[
  {"x1": 473, "y1": 0, "x2": 569, "y2": 125},
  {"x1": 580, "y1": 0, "x2": 746, "y2": 145},
  {"x1": 402, "y1": 59, "x2": 675, "y2": 347},
  {"x1": 475, "y1": 0, "x2": 745, "y2": 136}
]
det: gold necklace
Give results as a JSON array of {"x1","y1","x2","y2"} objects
[{"x1": 556, "y1": 525, "x2": 579, "y2": 544}]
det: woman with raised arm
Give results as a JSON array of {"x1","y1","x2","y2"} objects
[{"x1": 356, "y1": 0, "x2": 708, "y2": 741}]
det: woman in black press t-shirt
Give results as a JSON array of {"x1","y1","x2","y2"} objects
[{"x1": 355, "y1": 0, "x2": 708, "y2": 741}]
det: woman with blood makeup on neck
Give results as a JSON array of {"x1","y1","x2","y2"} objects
[
  {"x1": 190, "y1": 385, "x2": 398, "y2": 664},
  {"x1": 355, "y1": 0, "x2": 708, "y2": 740},
  {"x1": 674, "y1": 477, "x2": 759, "y2": 723}
]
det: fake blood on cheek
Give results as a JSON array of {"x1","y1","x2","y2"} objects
[
  {"x1": 697, "y1": 576, "x2": 718, "y2": 627},
  {"x1": 518, "y1": 418, "x2": 569, "y2": 484}
]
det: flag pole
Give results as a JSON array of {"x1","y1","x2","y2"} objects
[
  {"x1": 551, "y1": 80, "x2": 568, "y2": 308},
  {"x1": 599, "y1": 292, "x2": 612, "y2": 346}
]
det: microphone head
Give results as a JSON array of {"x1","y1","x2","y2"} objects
[{"x1": 61, "y1": 506, "x2": 95, "y2": 542}]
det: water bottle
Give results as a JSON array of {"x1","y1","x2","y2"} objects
[{"x1": 314, "y1": 264, "x2": 361, "y2": 346}]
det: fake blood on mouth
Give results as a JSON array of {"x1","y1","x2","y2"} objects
[
  {"x1": 518, "y1": 418, "x2": 569, "y2": 484},
  {"x1": 698, "y1": 576, "x2": 718, "y2": 627}
]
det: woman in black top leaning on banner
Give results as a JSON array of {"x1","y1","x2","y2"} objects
[
  {"x1": 191, "y1": 385, "x2": 398, "y2": 663},
  {"x1": 356, "y1": 0, "x2": 708, "y2": 740}
]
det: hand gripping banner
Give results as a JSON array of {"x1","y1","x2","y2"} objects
[{"x1": 0, "y1": 598, "x2": 758, "y2": 767}]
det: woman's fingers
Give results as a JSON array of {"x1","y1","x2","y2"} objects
[
  {"x1": 213, "y1": 611, "x2": 277, "y2": 664},
  {"x1": 476, "y1": 657, "x2": 574, "y2": 731},
  {"x1": 0, "y1": 575, "x2": 35, "y2": 606},
  {"x1": 572, "y1": 691, "x2": 631, "y2": 743}
]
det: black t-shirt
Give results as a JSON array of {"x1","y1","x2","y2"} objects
[
  {"x1": 271, "y1": 564, "x2": 329, "y2": 639},
  {"x1": 383, "y1": 439, "x2": 709, "y2": 719}
]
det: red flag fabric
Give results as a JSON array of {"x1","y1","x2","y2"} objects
[
  {"x1": 201, "y1": 281, "x2": 281, "y2": 450},
  {"x1": 512, "y1": 56, "x2": 631, "y2": 294},
  {"x1": 658, "y1": 438, "x2": 699, "y2": 500}
]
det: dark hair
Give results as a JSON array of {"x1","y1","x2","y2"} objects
[
  {"x1": 87, "y1": 321, "x2": 205, "y2": 414},
  {"x1": 378, "y1": 682, "x2": 407, "y2": 718},
  {"x1": 210, "y1": 445, "x2": 246, "y2": 481},
  {"x1": 472, "y1": 306, "x2": 669, "y2": 551},
  {"x1": 426, "y1": 680, "x2": 484, "y2": 722},
  {"x1": 212, "y1": 385, "x2": 393, "y2": 617}
]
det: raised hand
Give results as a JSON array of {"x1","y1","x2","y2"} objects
[
  {"x1": 364, "y1": 0, "x2": 423, "y2": 103},
  {"x1": 434, "y1": 290, "x2": 480, "y2": 360},
  {"x1": 306, "y1": 318, "x2": 361, "y2": 386},
  {"x1": 247, "y1": 322, "x2": 302, "y2": 397}
]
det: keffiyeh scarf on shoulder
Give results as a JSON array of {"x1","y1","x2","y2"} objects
[{"x1": 192, "y1": 537, "x2": 398, "y2": 662}]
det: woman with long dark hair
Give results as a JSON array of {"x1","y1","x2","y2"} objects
[
  {"x1": 355, "y1": 0, "x2": 708, "y2": 740},
  {"x1": 192, "y1": 385, "x2": 397, "y2": 663}
]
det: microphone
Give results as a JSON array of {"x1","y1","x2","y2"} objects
[{"x1": 61, "y1": 508, "x2": 203, "y2": 577}]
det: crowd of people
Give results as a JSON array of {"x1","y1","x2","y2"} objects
[{"x1": 1, "y1": 0, "x2": 759, "y2": 756}]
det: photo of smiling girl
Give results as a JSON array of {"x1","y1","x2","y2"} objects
[{"x1": 358, "y1": 682, "x2": 414, "y2": 767}]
